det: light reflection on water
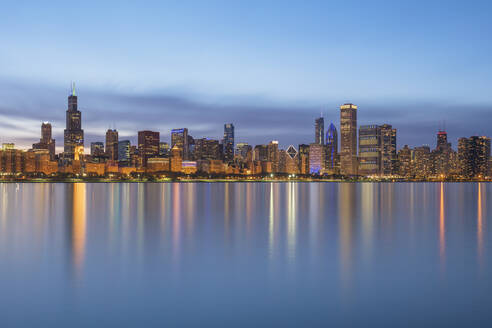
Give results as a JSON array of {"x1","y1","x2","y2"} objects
[{"x1": 0, "y1": 182, "x2": 491, "y2": 327}]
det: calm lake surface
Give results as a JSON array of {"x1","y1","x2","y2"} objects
[{"x1": 0, "y1": 182, "x2": 490, "y2": 327}]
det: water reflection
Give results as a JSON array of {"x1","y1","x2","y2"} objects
[
  {"x1": 339, "y1": 183, "x2": 355, "y2": 290},
  {"x1": 1, "y1": 182, "x2": 492, "y2": 326},
  {"x1": 72, "y1": 183, "x2": 86, "y2": 282},
  {"x1": 268, "y1": 183, "x2": 275, "y2": 259},
  {"x1": 287, "y1": 182, "x2": 297, "y2": 264},
  {"x1": 439, "y1": 182, "x2": 445, "y2": 267},
  {"x1": 478, "y1": 183, "x2": 483, "y2": 265}
]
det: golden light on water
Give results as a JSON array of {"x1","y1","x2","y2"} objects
[
  {"x1": 439, "y1": 182, "x2": 445, "y2": 266},
  {"x1": 477, "y1": 183, "x2": 483, "y2": 263},
  {"x1": 72, "y1": 183, "x2": 86, "y2": 280}
]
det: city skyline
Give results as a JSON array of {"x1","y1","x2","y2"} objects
[
  {"x1": 0, "y1": 87, "x2": 489, "y2": 180},
  {"x1": 0, "y1": 81, "x2": 490, "y2": 153},
  {"x1": 1, "y1": 1, "x2": 492, "y2": 149}
]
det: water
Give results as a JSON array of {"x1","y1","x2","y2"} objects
[{"x1": 0, "y1": 182, "x2": 490, "y2": 327}]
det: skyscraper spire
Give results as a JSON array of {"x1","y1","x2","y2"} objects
[{"x1": 72, "y1": 81, "x2": 76, "y2": 96}]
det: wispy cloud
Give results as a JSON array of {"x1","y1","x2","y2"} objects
[{"x1": 0, "y1": 79, "x2": 490, "y2": 151}]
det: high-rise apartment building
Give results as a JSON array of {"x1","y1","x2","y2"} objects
[
  {"x1": 412, "y1": 145, "x2": 432, "y2": 178},
  {"x1": 138, "y1": 130, "x2": 160, "y2": 167},
  {"x1": 433, "y1": 130, "x2": 454, "y2": 176},
  {"x1": 458, "y1": 136, "x2": 491, "y2": 178},
  {"x1": 340, "y1": 103, "x2": 358, "y2": 175},
  {"x1": 105, "y1": 129, "x2": 119, "y2": 161},
  {"x1": 195, "y1": 138, "x2": 221, "y2": 160},
  {"x1": 380, "y1": 124, "x2": 397, "y2": 175},
  {"x1": 315, "y1": 117, "x2": 324, "y2": 144},
  {"x1": 398, "y1": 145, "x2": 412, "y2": 177},
  {"x1": 171, "y1": 128, "x2": 189, "y2": 160},
  {"x1": 358, "y1": 125, "x2": 381, "y2": 176},
  {"x1": 223, "y1": 123, "x2": 235, "y2": 163},
  {"x1": 63, "y1": 83, "x2": 84, "y2": 159}
]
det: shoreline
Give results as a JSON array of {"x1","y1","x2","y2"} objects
[{"x1": 0, "y1": 178, "x2": 490, "y2": 183}]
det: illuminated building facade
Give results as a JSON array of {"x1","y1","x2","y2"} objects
[
  {"x1": 63, "y1": 83, "x2": 84, "y2": 160},
  {"x1": 223, "y1": 123, "x2": 235, "y2": 163},
  {"x1": 195, "y1": 138, "x2": 221, "y2": 160},
  {"x1": 340, "y1": 103, "x2": 358, "y2": 175},
  {"x1": 325, "y1": 122, "x2": 338, "y2": 174},
  {"x1": 380, "y1": 124, "x2": 397, "y2": 175},
  {"x1": 458, "y1": 136, "x2": 491, "y2": 178},
  {"x1": 138, "y1": 130, "x2": 160, "y2": 167},
  {"x1": 398, "y1": 145, "x2": 412, "y2": 177},
  {"x1": 105, "y1": 129, "x2": 119, "y2": 161},
  {"x1": 309, "y1": 143, "x2": 325, "y2": 174},
  {"x1": 358, "y1": 125, "x2": 381, "y2": 176},
  {"x1": 171, "y1": 128, "x2": 189, "y2": 160}
]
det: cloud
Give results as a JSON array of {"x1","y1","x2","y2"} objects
[{"x1": 0, "y1": 79, "x2": 490, "y2": 152}]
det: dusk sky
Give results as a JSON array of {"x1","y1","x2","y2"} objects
[{"x1": 1, "y1": 0, "x2": 491, "y2": 151}]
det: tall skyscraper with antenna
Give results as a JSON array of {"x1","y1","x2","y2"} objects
[
  {"x1": 315, "y1": 116, "x2": 324, "y2": 144},
  {"x1": 63, "y1": 82, "x2": 84, "y2": 159}
]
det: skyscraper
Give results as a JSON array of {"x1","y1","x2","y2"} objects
[
  {"x1": 138, "y1": 130, "x2": 160, "y2": 167},
  {"x1": 340, "y1": 103, "x2": 358, "y2": 175},
  {"x1": 63, "y1": 83, "x2": 84, "y2": 159},
  {"x1": 90, "y1": 142, "x2": 104, "y2": 157},
  {"x1": 195, "y1": 138, "x2": 221, "y2": 160},
  {"x1": 267, "y1": 140, "x2": 279, "y2": 173},
  {"x1": 325, "y1": 122, "x2": 338, "y2": 173},
  {"x1": 223, "y1": 123, "x2": 235, "y2": 163},
  {"x1": 380, "y1": 124, "x2": 397, "y2": 175},
  {"x1": 433, "y1": 130, "x2": 454, "y2": 176},
  {"x1": 458, "y1": 136, "x2": 491, "y2": 178},
  {"x1": 437, "y1": 130, "x2": 450, "y2": 151},
  {"x1": 32, "y1": 122, "x2": 56, "y2": 160},
  {"x1": 105, "y1": 129, "x2": 119, "y2": 161},
  {"x1": 358, "y1": 125, "x2": 381, "y2": 176},
  {"x1": 118, "y1": 140, "x2": 131, "y2": 165},
  {"x1": 315, "y1": 117, "x2": 324, "y2": 144},
  {"x1": 171, "y1": 128, "x2": 189, "y2": 160},
  {"x1": 309, "y1": 143, "x2": 325, "y2": 174}
]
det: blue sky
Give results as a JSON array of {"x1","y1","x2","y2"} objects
[{"x1": 0, "y1": 0, "x2": 491, "y2": 150}]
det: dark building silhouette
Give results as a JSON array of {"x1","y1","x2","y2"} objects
[
  {"x1": 63, "y1": 83, "x2": 84, "y2": 160},
  {"x1": 195, "y1": 138, "x2": 221, "y2": 160},
  {"x1": 118, "y1": 140, "x2": 131, "y2": 165},
  {"x1": 315, "y1": 117, "x2": 324, "y2": 145},
  {"x1": 32, "y1": 122, "x2": 56, "y2": 160},
  {"x1": 138, "y1": 130, "x2": 160, "y2": 167},
  {"x1": 325, "y1": 122, "x2": 338, "y2": 174},
  {"x1": 223, "y1": 123, "x2": 235, "y2": 163},
  {"x1": 380, "y1": 124, "x2": 397, "y2": 175},
  {"x1": 90, "y1": 142, "x2": 104, "y2": 156},
  {"x1": 105, "y1": 129, "x2": 119, "y2": 161}
]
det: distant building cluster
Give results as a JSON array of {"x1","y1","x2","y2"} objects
[{"x1": 0, "y1": 85, "x2": 491, "y2": 180}]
